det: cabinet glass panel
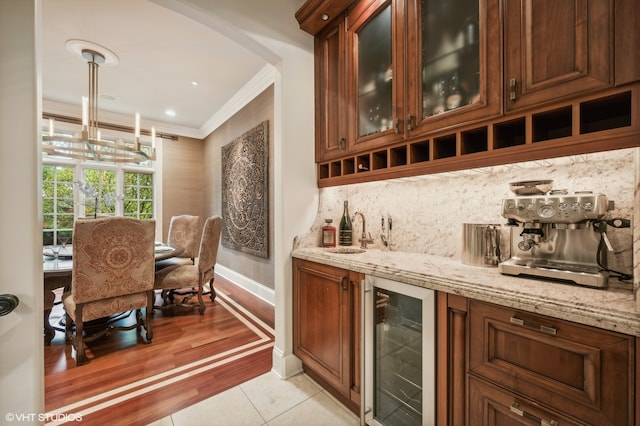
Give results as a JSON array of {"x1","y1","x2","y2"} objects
[
  {"x1": 374, "y1": 288, "x2": 423, "y2": 425},
  {"x1": 358, "y1": 5, "x2": 393, "y2": 137},
  {"x1": 422, "y1": 0, "x2": 480, "y2": 118}
]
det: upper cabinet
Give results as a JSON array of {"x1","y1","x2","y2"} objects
[
  {"x1": 313, "y1": 0, "x2": 501, "y2": 161},
  {"x1": 297, "y1": 0, "x2": 640, "y2": 185},
  {"x1": 315, "y1": 14, "x2": 349, "y2": 161},
  {"x1": 504, "y1": 0, "x2": 613, "y2": 112}
]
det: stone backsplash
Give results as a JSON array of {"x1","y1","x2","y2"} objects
[{"x1": 296, "y1": 148, "x2": 637, "y2": 284}]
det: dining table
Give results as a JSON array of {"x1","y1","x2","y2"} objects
[{"x1": 43, "y1": 243, "x2": 185, "y2": 345}]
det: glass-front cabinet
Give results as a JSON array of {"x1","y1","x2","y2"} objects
[
  {"x1": 421, "y1": 0, "x2": 480, "y2": 118},
  {"x1": 343, "y1": 0, "x2": 501, "y2": 156},
  {"x1": 406, "y1": 0, "x2": 501, "y2": 137},
  {"x1": 348, "y1": 0, "x2": 404, "y2": 153}
]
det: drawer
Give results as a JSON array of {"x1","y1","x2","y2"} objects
[
  {"x1": 468, "y1": 300, "x2": 633, "y2": 425},
  {"x1": 469, "y1": 376, "x2": 584, "y2": 426}
]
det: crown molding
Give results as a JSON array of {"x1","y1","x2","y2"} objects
[{"x1": 199, "y1": 64, "x2": 276, "y2": 139}]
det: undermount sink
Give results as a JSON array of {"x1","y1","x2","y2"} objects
[{"x1": 325, "y1": 247, "x2": 366, "y2": 254}]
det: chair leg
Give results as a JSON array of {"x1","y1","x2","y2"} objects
[
  {"x1": 145, "y1": 291, "x2": 154, "y2": 342},
  {"x1": 209, "y1": 278, "x2": 216, "y2": 302},
  {"x1": 196, "y1": 283, "x2": 206, "y2": 315},
  {"x1": 74, "y1": 305, "x2": 85, "y2": 366}
]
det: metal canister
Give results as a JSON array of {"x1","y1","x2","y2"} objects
[{"x1": 462, "y1": 223, "x2": 502, "y2": 267}]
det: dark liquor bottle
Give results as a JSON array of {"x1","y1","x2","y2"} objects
[{"x1": 338, "y1": 201, "x2": 353, "y2": 246}]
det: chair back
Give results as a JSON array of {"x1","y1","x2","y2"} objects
[
  {"x1": 72, "y1": 217, "x2": 155, "y2": 304},
  {"x1": 197, "y1": 216, "x2": 223, "y2": 275},
  {"x1": 167, "y1": 215, "x2": 202, "y2": 260}
]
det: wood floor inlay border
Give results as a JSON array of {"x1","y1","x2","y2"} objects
[{"x1": 44, "y1": 290, "x2": 274, "y2": 425}]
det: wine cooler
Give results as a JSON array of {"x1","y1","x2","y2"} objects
[{"x1": 363, "y1": 276, "x2": 435, "y2": 426}]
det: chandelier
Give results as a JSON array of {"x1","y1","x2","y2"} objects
[{"x1": 42, "y1": 46, "x2": 156, "y2": 163}]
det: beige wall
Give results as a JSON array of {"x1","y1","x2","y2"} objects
[
  {"x1": 160, "y1": 136, "x2": 205, "y2": 242},
  {"x1": 203, "y1": 85, "x2": 275, "y2": 290}
]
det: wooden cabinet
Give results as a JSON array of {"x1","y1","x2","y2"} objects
[
  {"x1": 314, "y1": 0, "x2": 502, "y2": 161},
  {"x1": 315, "y1": 13, "x2": 349, "y2": 161},
  {"x1": 292, "y1": 258, "x2": 363, "y2": 413},
  {"x1": 504, "y1": 0, "x2": 613, "y2": 112},
  {"x1": 469, "y1": 376, "x2": 586, "y2": 426},
  {"x1": 468, "y1": 299, "x2": 635, "y2": 425},
  {"x1": 297, "y1": 0, "x2": 640, "y2": 187}
]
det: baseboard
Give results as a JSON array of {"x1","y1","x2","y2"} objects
[
  {"x1": 215, "y1": 264, "x2": 275, "y2": 306},
  {"x1": 271, "y1": 347, "x2": 303, "y2": 379}
]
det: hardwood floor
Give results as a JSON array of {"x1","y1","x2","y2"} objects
[{"x1": 44, "y1": 275, "x2": 274, "y2": 425}]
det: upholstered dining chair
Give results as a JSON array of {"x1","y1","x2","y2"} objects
[
  {"x1": 63, "y1": 216, "x2": 155, "y2": 365},
  {"x1": 167, "y1": 215, "x2": 202, "y2": 265},
  {"x1": 154, "y1": 216, "x2": 223, "y2": 315}
]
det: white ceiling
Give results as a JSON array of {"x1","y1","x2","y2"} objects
[{"x1": 41, "y1": 0, "x2": 310, "y2": 138}]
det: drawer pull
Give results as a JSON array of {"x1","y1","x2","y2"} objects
[
  {"x1": 510, "y1": 316, "x2": 557, "y2": 335},
  {"x1": 510, "y1": 402, "x2": 558, "y2": 426}
]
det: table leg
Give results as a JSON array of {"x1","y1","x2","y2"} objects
[
  {"x1": 43, "y1": 276, "x2": 70, "y2": 345},
  {"x1": 44, "y1": 289, "x2": 56, "y2": 345}
]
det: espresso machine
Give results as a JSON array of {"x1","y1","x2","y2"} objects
[{"x1": 498, "y1": 181, "x2": 613, "y2": 288}]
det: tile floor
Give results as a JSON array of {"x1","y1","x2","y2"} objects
[{"x1": 148, "y1": 371, "x2": 360, "y2": 426}]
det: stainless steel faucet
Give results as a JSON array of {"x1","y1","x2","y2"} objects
[{"x1": 353, "y1": 212, "x2": 374, "y2": 249}]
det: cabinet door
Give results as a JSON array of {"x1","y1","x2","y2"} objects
[
  {"x1": 468, "y1": 300, "x2": 633, "y2": 425},
  {"x1": 348, "y1": 0, "x2": 405, "y2": 152},
  {"x1": 316, "y1": 14, "x2": 349, "y2": 162},
  {"x1": 406, "y1": 0, "x2": 501, "y2": 137},
  {"x1": 293, "y1": 259, "x2": 351, "y2": 396},
  {"x1": 504, "y1": 0, "x2": 613, "y2": 111}
]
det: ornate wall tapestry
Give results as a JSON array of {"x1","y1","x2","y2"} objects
[{"x1": 221, "y1": 120, "x2": 269, "y2": 258}]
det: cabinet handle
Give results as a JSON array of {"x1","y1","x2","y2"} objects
[
  {"x1": 510, "y1": 316, "x2": 557, "y2": 335},
  {"x1": 338, "y1": 137, "x2": 346, "y2": 150},
  {"x1": 394, "y1": 118, "x2": 401, "y2": 134},
  {"x1": 406, "y1": 114, "x2": 414, "y2": 131},
  {"x1": 340, "y1": 276, "x2": 348, "y2": 291},
  {"x1": 509, "y1": 78, "x2": 517, "y2": 101},
  {"x1": 510, "y1": 402, "x2": 558, "y2": 426}
]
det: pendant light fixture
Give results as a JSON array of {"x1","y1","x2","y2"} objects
[{"x1": 42, "y1": 42, "x2": 156, "y2": 163}]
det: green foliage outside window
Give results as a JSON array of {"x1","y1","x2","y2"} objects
[
  {"x1": 124, "y1": 172, "x2": 154, "y2": 219},
  {"x1": 42, "y1": 165, "x2": 154, "y2": 245},
  {"x1": 82, "y1": 169, "x2": 117, "y2": 217},
  {"x1": 42, "y1": 165, "x2": 74, "y2": 245}
]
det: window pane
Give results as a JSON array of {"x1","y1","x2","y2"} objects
[
  {"x1": 82, "y1": 168, "x2": 117, "y2": 217},
  {"x1": 124, "y1": 171, "x2": 154, "y2": 219},
  {"x1": 42, "y1": 165, "x2": 75, "y2": 244}
]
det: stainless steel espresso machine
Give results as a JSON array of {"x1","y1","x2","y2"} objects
[{"x1": 498, "y1": 181, "x2": 613, "y2": 288}]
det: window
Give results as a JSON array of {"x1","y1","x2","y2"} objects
[
  {"x1": 42, "y1": 165, "x2": 74, "y2": 245},
  {"x1": 124, "y1": 171, "x2": 154, "y2": 219},
  {"x1": 41, "y1": 121, "x2": 157, "y2": 243},
  {"x1": 42, "y1": 163, "x2": 155, "y2": 242}
]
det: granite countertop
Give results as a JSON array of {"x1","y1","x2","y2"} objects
[{"x1": 291, "y1": 247, "x2": 640, "y2": 336}]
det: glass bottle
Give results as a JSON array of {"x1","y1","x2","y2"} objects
[
  {"x1": 338, "y1": 201, "x2": 353, "y2": 246},
  {"x1": 433, "y1": 79, "x2": 447, "y2": 115},
  {"x1": 322, "y1": 219, "x2": 337, "y2": 247},
  {"x1": 446, "y1": 71, "x2": 462, "y2": 110}
]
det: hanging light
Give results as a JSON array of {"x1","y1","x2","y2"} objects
[{"x1": 42, "y1": 47, "x2": 156, "y2": 163}]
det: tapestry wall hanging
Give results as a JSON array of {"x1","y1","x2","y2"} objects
[{"x1": 221, "y1": 120, "x2": 269, "y2": 258}]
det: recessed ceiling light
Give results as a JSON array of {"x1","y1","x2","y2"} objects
[
  {"x1": 191, "y1": 80, "x2": 199, "y2": 86},
  {"x1": 165, "y1": 109, "x2": 176, "y2": 117}
]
